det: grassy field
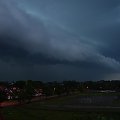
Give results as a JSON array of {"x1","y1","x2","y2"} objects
[
  {"x1": 2, "y1": 94, "x2": 120, "y2": 120},
  {"x1": 2, "y1": 106, "x2": 120, "y2": 120}
]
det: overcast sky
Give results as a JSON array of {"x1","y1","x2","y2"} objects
[{"x1": 0, "y1": 0, "x2": 120, "y2": 81}]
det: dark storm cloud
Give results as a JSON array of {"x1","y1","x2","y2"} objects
[{"x1": 0, "y1": 0, "x2": 120, "y2": 81}]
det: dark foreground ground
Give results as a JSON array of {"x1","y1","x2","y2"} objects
[{"x1": 1, "y1": 93, "x2": 120, "y2": 120}]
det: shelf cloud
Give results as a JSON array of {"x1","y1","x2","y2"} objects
[{"x1": 0, "y1": 0, "x2": 120, "y2": 81}]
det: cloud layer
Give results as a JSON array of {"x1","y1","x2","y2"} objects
[{"x1": 0, "y1": 0, "x2": 120, "y2": 81}]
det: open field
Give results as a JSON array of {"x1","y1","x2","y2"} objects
[
  {"x1": 2, "y1": 93, "x2": 120, "y2": 120},
  {"x1": 2, "y1": 107, "x2": 120, "y2": 120}
]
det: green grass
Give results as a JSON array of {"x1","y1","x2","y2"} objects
[
  {"x1": 2, "y1": 93, "x2": 120, "y2": 120},
  {"x1": 2, "y1": 106, "x2": 120, "y2": 120},
  {"x1": 37, "y1": 93, "x2": 120, "y2": 106},
  {"x1": 3, "y1": 106, "x2": 120, "y2": 120}
]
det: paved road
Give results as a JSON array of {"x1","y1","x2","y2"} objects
[
  {"x1": 0, "y1": 96, "x2": 55, "y2": 107},
  {"x1": 0, "y1": 101, "x2": 18, "y2": 107}
]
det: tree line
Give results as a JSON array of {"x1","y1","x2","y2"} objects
[{"x1": 0, "y1": 80, "x2": 120, "y2": 103}]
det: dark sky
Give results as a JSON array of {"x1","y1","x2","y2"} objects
[{"x1": 0, "y1": 0, "x2": 120, "y2": 81}]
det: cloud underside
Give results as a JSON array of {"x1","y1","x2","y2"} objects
[{"x1": 0, "y1": 0, "x2": 120, "y2": 81}]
